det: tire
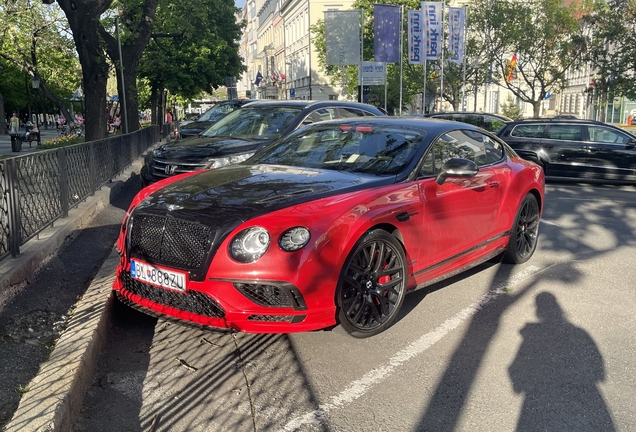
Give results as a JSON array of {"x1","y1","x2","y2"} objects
[
  {"x1": 336, "y1": 230, "x2": 407, "y2": 338},
  {"x1": 503, "y1": 193, "x2": 540, "y2": 264}
]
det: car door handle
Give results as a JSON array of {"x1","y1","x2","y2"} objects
[{"x1": 487, "y1": 180, "x2": 499, "y2": 188}]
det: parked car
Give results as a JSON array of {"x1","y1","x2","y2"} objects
[
  {"x1": 410, "y1": 111, "x2": 513, "y2": 133},
  {"x1": 115, "y1": 118, "x2": 544, "y2": 337},
  {"x1": 496, "y1": 118, "x2": 636, "y2": 183},
  {"x1": 179, "y1": 99, "x2": 253, "y2": 138},
  {"x1": 140, "y1": 100, "x2": 385, "y2": 186}
]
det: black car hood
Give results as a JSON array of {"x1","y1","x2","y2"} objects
[
  {"x1": 137, "y1": 164, "x2": 393, "y2": 229},
  {"x1": 153, "y1": 136, "x2": 270, "y2": 163},
  {"x1": 180, "y1": 120, "x2": 215, "y2": 134}
]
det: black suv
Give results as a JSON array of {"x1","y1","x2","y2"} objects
[
  {"x1": 497, "y1": 118, "x2": 636, "y2": 182},
  {"x1": 179, "y1": 99, "x2": 253, "y2": 138},
  {"x1": 141, "y1": 100, "x2": 385, "y2": 186}
]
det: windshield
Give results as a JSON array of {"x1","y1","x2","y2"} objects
[
  {"x1": 250, "y1": 124, "x2": 426, "y2": 176},
  {"x1": 202, "y1": 106, "x2": 303, "y2": 140},
  {"x1": 197, "y1": 103, "x2": 239, "y2": 122}
]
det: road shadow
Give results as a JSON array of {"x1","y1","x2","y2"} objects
[
  {"x1": 75, "y1": 303, "x2": 327, "y2": 431},
  {"x1": 415, "y1": 183, "x2": 635, "y2": 431},
  {"x1": 509, "y1": 292, "x2": 615, "y2": 431}
]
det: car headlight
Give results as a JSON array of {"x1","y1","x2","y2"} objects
[
  {"x1": 204, "y1": 151, "x2": 256, "y2": 169},
  {"x1": 279, "y1": 227, "x2": 310, "y2": 251},
  {"x1": 230, "y1": 227, "x2": 270, "y2": 262}
]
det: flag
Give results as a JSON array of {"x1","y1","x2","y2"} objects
[
  {"x1": 374, "y1": 4, "x2": 401, "y2": 63},
  {"x1": 279, "y1": 72, "x2": 286, "y2": 81},
  {"x1": 408, "y1": 10, "x2": 424, "y2": 65},
  {"x1": 506, "y1": 53, "x2": 517, "y2": 83},
  {"x1": 448, "y1": 7, "x2": 465, "y2": 64},
  {"x1": 271, "y1": 72, "x2": 279, "y2": 83},
  {"x1": 325, "y1": 10, "x2": 361, "y2": 66},
  {"x1": 254, "y1": 71, "x2": 263, "y2": 86},
  {"x1": 422, "y1": 2, "x2": 442, "y2": 60}
]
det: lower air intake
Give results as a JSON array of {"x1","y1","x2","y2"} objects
[{"x1": 121, "y1": 271, "x2": 225, "y2": 318}]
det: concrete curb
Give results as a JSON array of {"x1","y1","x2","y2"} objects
[{"x1": 1, "y1": 145, "x2": 158, "y2": 432}]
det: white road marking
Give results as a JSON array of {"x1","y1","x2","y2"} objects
[
  {"x1": 281, "y1": 265, "x2": 543, "y2": 431},
  {"x1": 540, "y1": 219, "x2": 560, "y2": 226}
]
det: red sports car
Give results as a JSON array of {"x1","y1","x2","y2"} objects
[{"x1": 114, "y1": 118, "x2": 544, "y2": 337}]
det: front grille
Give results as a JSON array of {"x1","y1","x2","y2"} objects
[
  {"x1": 247, "y1": 315, "x2": 306, "y2": 323},
  {"x1": 151, "y1": 157, "x2": 207, "y2": 179},
  {"x1": 121, "y1": 271, "x2": 225, "y2": 318},
  {"x1": 130, "y1": 214, "x2": 214, "y2": 270},
  {"x1": 234, "y1": 282, "x2": 307, "y2": 310}
]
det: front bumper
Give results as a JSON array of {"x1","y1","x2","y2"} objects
[{"x1": 113, "y1": 267, "x2": 337, "y2": 334}]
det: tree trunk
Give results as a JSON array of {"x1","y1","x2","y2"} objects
[
  {"x1": 533, "y1": 102, "x2": 541, "y2": 118},
  {"x1": 100, "y1": 0, "x2": 159, "y2": 135},
  {"x1": 39, "y1": 79, "x2": 73, "y2": 126},
  {"x1": 56, "y1": 0, "x2": 111, "y2": 141}
]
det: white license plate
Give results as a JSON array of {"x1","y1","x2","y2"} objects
[{"x1": 130, "y1": 260, "x2": 187, "y2": 292}]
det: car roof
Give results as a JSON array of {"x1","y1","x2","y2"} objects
[
  {"x1": 241, "y1": 99, "x2": 383, "y2": 111},
  {"x1": 418, "y1": 112, "x2": 513, "y2": 121},
  {"x1": 293, "y1": 116, "x2": 484, "y2": 134},
  {"x1": 507, "y1": 118, "x2": 605, "y2": 124}
]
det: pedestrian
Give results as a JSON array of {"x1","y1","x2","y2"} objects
[
  {"x1": 9, "y1": 113, "x2": 20, "y2": 135},
  {"x1": 165, "y1": 109, "x2": 173, "y2": 123}
]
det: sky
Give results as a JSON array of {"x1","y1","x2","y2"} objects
[{"x1": 236, "y1": 0, "x2": 246, "y2": 8}]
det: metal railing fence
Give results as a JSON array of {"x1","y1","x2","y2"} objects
[{"x1": 0, "y1": 126, "x2": 160, "y2": 260}]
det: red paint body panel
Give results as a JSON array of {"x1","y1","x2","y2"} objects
[{"x1": 113, "y1": 151, "x2": 544, "y2": 334}]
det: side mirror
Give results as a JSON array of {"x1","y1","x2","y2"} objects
[
  {"x1": 627, "y1": 138, "x2": 636, "y2": 148},
  {"x1": 436, "y1": 158, "x2": 479, "y2": 185}
]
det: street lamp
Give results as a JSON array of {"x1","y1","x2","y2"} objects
[{"x1": 31, "y1": 75, "x2": 41, "y2": 144}]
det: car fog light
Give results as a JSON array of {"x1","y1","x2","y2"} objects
[
  {"x1": 279, "y1": 227, "x2": 310, "y2": 251},
  {"x1": 230, "y1": 227, "x2": 270, "y2": 262}
]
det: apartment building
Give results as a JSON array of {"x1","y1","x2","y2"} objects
[{"x1": 237, "y1": 0, "x2": 354, "y2": 100}]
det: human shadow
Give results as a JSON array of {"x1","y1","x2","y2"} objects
[{"x1": 509, "y1": 292, "x2": 615, "y2": 431}]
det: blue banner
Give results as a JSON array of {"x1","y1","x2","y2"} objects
[{"x1": 374, "y1": 5, "x2": 401, "y2": 64}]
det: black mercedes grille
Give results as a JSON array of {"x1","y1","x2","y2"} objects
[
  {"x1": 234, "y1": 283, "x2": 307, "y2": 310},
  {"x1": 121, "y1": 271, "x2": 225, "y2": 318},
  {"x1": 130, "y1": 214, "x2": 214, "y2": 269}
]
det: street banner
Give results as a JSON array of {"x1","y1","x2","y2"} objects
[
  {"x1": 362, "y1": 61, "x2": 386, "y2": 85},
  {"x1": 408, "y1": 10, "x2": 424, "y2": 65},
  {"x1": 325, "y1": 10, "x2": 361, "y2": 65},
  {"x1": 421, "y1": 2, "x2": 442, "y2": 60},
  {"x1": 448, "y1": 7, "x2": 465, "y2": 64},
  {"x1": 374, "y1": 4, "x2": 401, "y2": 63}
]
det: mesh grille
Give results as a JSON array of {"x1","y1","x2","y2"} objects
[
  {"x1": 130, "y1": 214, "x2": 214, "y2": 269},
  {"x1": 234, "y1": 283, "x2": 294, "y2": 308},
  {"x1": 121, "y1": 271, "x2": 225, "y2": 318}
]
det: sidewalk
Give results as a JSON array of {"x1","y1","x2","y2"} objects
[
  {"x1": 0, "y1": 128, "x2": 65, "y2": 156},
  {"x1": 0, "y1": 140, "x2": 158, "y2": 431}
]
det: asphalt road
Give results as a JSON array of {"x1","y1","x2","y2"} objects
[{"x1": 71, "y1": 182, "x2": 636, "y2": 432}]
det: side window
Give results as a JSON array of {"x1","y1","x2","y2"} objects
[
  {"x1": 586, "y1": 126, "x2": 631, "y2": 144},
  {"x1": 419, "y1": 149, "x2": 435, "y2": 177},
  {"x1": 301, "y1": 108, "x2": 337, "y2": 126},
  {"x1": 337, "y1": 107, "x2": 366, "y2": 118},
  {"x1": 545, "y1": 124, "x2": 582, "y2": 141},
  {"x1": 419, "y1": 129, "x2": 494, "y2": 178},
  {"x1": 483, "y1": 115, "x2": 507, "y2": 133},
  {"x1": 510, "y1": 124, "x2": 545, "y2": 138},
  {"x1": 483, "y1": 135, "x2": 504, "y2": 163}
]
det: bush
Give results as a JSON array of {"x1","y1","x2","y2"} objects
[{"x1": 501, "y1": 95, "x2": 523, "y2": 120}]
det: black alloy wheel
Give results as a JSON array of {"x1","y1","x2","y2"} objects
[
  {"x1": 503, "y1": 193, "x2": 540, "y2": 264},
  {"x1": 336, "y1": 230, "x2": 407, "y2": 338}
]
